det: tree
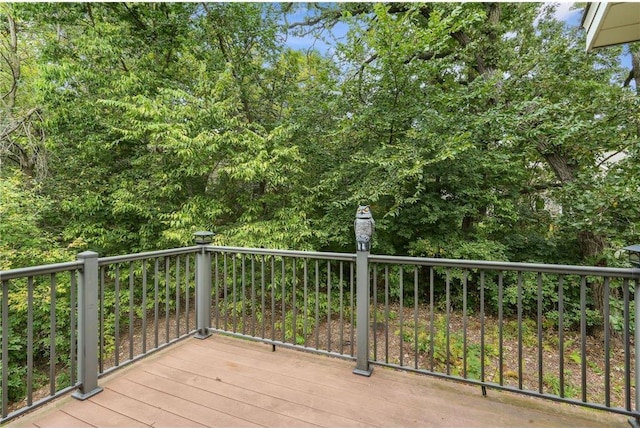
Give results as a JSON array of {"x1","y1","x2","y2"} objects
[{"x1": 0, "y1": 4, "x2": 46, "y2": 179}]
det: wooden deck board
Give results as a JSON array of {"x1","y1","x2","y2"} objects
[
  {"x1": 9, "y1": 335, "x2": 629, "y2": 427},
  {"x1": 90, "y1": 389, "x2": 206, "y2": 427}
]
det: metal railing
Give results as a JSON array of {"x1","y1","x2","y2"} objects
[
  {"x1": 1, "y1": 235, "x2": 639, "y2": 424},
  {"x1": 194, "y1": 244, "x2": 640, "y2": 421},
  {"x1": 0, "y1": 246, "x2": 201, "y2": 423},
  {"x1": 366, "y1": 255, "x2": 640, "y2": 420},
  {"x1": 203, "y1": 246, "x2": 357, "y2": 360},
  {"x1": 96, "y1": 246, "x2": 200, "y2": 376},
  {"x1": 0, "y1": 260, "x2": 82, "y2": 422}
]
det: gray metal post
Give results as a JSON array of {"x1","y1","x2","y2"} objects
[
  {"x1": 194, "y1": 232, "x2": 213, "y2": 339},
  {"x1": 72, "y1": 251, "x2": 103, "y2": 400},
  {"x1": 353, "y1": 206, "x2": 374, "y2": 376},
  {"x1": 353, "y1": 250, "x2": 372, "y2": 376}
]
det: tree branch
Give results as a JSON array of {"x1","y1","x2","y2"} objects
[{"x1": 624, "y1": 69, "x2": 634, "y2": 87}]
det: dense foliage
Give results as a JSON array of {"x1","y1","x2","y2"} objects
[
  {"x1": 2, "y1": 1, "x2": 640, "y2": 405},
  {"x1": 2, "y1": 2, "x2": 638, "y2": 264}
]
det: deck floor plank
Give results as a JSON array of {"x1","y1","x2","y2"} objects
[
  {"x1": 31, "y1": 410, "x2": 92, "y2": 428},
  {"x1": 9, "y1": 335, "x2": 629, "y2": 428},
  {"x1": 60, "y1": 399, "x2": 146, "y2": 427},
  {"x1": 90, "y1": 389, "x2": 206, "y2": 427},
  {"x1": 158, "y1": 350, "x2": 456, "y2": 426}
]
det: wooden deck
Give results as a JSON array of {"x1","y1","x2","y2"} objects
[{"x1": 8, "y1": 335, "x2": 628, "y2": 427}]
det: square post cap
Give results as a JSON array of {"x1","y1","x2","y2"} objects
[
  {"x1": 623, "y1": 245, "x2": 640, "y2": 268},
  {"x1": 194, "y1": 231, "x2": 214, "y2": 245}
]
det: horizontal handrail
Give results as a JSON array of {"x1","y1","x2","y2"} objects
[
  {"x1": 206, "y1": 245, "x2": 357, "y2": 262},
  {"x1": 0, "y1": 261, "x2": 82, "y2": 281},
  {"x1": 369, "y1": 254, "x2": 640, "y2": 278},
  {"x1": 98, "y1": 246, "x2": 201, "y2": 266}
]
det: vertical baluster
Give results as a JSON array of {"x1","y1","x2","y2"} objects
[
  {"x1": 429, "y1": 267, "x2": 435, "y2": 372},
  {"x1": 271, "y1": 256, "x2": 276, "y2": 342},
  {"x1": 340, "y1": 261, "x2": 345, "y2": 354},
  {"x1": 445, "y1": 268, "x2": 450, "y2": 376},
  {"x1": 292, "y1": 259, "x2": 297, "y2": 344},
  {"x1": 214, "y1": 253, "x2": 219, "y2": 330},
  {"x1": 233, "y1": 254, "x2": 238, "y2": 333},
  {"x1": 50, "y1": 273, "x2": 56, "y2": 396},
  {"x1": 624, "y1": 278, "x2": 631, "y2": 410},
  {"x1": 27, "y1": 277, "x2": 33, "y2": 405},
  {"x1": 315, "y1": 260, "x2": 320, "y2": 349},
  {"x1": 154, "y1": 259, "x2": 159, "y2": 349},
  {"x1": 223, "y1": 253, "x2": 228, "y2": 332},
  {"x1": 165, "y1": 258, "x2": 170, "y2": 344},
  {"x1": 185, "y1": 255, "x2": 189, "y2": 334},
  {"x1": 414, "y1": 267, "x2": 419, "y2": 370},
  {"x1": 327, "y1": 261, "x2": 331, "y2": 352},
  {"x1": 350, "y1": 262, "x2": 355, "y2": 357},
  {"x1": 537, "y1": 272, "x2": 543, "y2": 394},
  {"x1": 559, "y1": 275, "x2": 565, "y2": 397},
  {"x1": 99, "y1": 267, "x2": 105, "y2": 373},
  {"x1": 480, "y1": 271, "x2": 485, "y2": 384},
  {"x1": 580, "y1": 275, "x2": 587, "y2": 402},
  {"x1": 129, "y1": 263, "x2": 134, "y2": 360},
  {"x1": 604, "y1": 277, "x2": 611, "y2": 407},
  {"x1": 281, "y1": 258, "x2": 286, "y2": 343},
  {"x1": 385, "y1": 265, "x2": 390, "y2": 364},
  {"x1": 115, "y1": 265, "x2": 120, "y2": 366},
  {"x1": 241, "y1": 255, "x2": 246, "y2": 336},
  {"x1": 517, "y1": 271, "x2": 523, "y2": 390},
  {"x1": 251, "y1": 256, "x2": 256, "y2": 338},
  {"x1": 371, "y1": 264, "x2": 375, "y2": 360},
  {"x1": 303, "y1": 260, "x2": 308, "y2": 348},
  {"x1": 261, "y1": 255, "x2": 266, "y2": 339},
  {"x1": 70, "y1": 271, "x2": 77, "y2": 386},
  {"x1": 463, "y1": 270, "x2": 468, "y2": 378},
  {"x1": 498, "y1": 272, "x2": 504, "y2": 385},
  {"x1": 176, "y1": 255, "x2": 181, "y2": 339},
  {"x1": 142, "y1": 260, "x2": 147, "y2": 353},
  {"x1": 399, "y1": 266, "x2": 404, "y2": 368}
]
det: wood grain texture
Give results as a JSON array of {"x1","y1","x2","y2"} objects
[{"x1": 8, "y1": 335, "x2": 627, "y2": 427}]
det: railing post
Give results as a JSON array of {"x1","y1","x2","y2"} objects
[
  {"x1": 194, "y1": 231, "x2": 214, "y2": 339},
  {"x1": 72, "y1": 251, "x2": 103, "y2": 400},
  {"x1": 623, "y1": 245, "x2": 640, "y2": 427},
  {"x1": 353, "y1": 206, "x2": 374, "y2": 376}
]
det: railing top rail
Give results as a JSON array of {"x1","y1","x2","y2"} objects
[
  {"x1": 0, "y1": 261, "x2": 82, "y2": 281},
  {"x1": 205, "y1": 245, "x2": 357, "y2": 262},
  {"x1": 369, "y1": 254, "x2": 639, "y2": 278},
  {"x1": 98, "y1": 246, "x2": 201, "y2": 266}
]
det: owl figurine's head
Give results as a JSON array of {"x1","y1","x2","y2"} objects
[{"x1": 356, "y1": 205, "x2": 372, "y2": 219}]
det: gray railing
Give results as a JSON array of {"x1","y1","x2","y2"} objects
[
  {"x1": 96, "y1": 246, "x2": 200, "y2": 376},
  {"x1": 0, "y1": 246, "x2": 201, "y2": 423},
  {"x1": 202, "y1": 246, "x2": 357, "y2": 360},
  {"x1": 366, "y1": 255, "x2": 640, "y2": 420},
  {"x1": 0, "y1": 260, "x2": 82, "y2": 422},
  {"x1": 1, "y1": 232, "x2": 639, "y2": 425}
]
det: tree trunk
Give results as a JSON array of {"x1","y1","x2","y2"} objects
[{"x1": 536, "y1": 138, "x2": 608, "y2": 320}]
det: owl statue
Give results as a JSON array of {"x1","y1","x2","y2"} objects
[{"x1": 354, "y1": 205, "x2": 375, "y2": 251}]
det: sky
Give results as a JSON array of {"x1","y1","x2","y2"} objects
[
  {"x1": 282, "y1": 2, "x2": 632, "y2": 70},
  {"x1": 553, "y1": 2, "x2": 583, "y2": 22}
]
